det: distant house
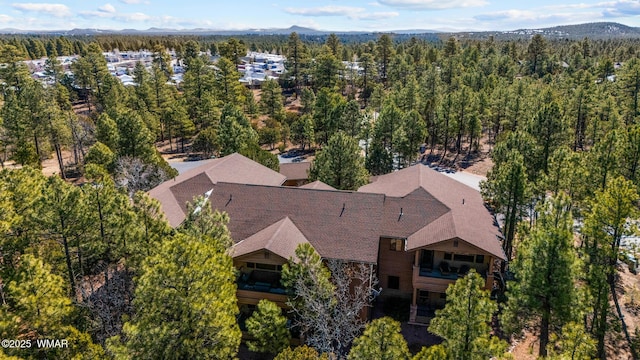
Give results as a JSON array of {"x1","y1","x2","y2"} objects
[
  {"x1": 148, "y1": 153, "x2": 505, "y2": 324},
  {"x1": 279, "y1": 162, "x2": 311, "y2": 187}
]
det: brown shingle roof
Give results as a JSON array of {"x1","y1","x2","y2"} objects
[
  {"x1": 300, "y1": 180, "x2": 336, "y2": 190},
  {"x1": 359, "y1": 165, "x2": 505, "y2": 260},
  {"x1": 232, "y1": 217, "x2": 311, "y2": 260},
  {"x1": 378, "y1": 187, "x2": 450, "y2": 239},
  {"x1": 151, "y1": 154, "x2": 504, "y2": 263},
  {"x1": 279, "y1": 162, "x2": 311, "y2": 181},
  {"x1": 209, "y1": 183, "x2": 385, "y2": 263},
  {"x1": 148, "y1": 153, "x2": 286, "y2": 226}
]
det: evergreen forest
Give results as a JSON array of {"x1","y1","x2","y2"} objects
[{"x1": 0, "y1": 31, "x2": 640, "y2": 359}]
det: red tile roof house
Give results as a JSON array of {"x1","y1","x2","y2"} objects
[{"x1": 148, "y1": 153, "x2": 505, "y2": 324}]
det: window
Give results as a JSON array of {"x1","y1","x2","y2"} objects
[
  {"x1": 246, "y1": 263, "x2": 282, "y2": 272},
  {"x1": 453, "y1": 254, "x2": 475, "y2": 263},
  {"x1": 444, "y1": 253, "x2": 452, "y2": 260},
  {"x1": 475, "y1": 255, "x2": 484, "y2": 264},
  {"x1": 417, "y1": 290, "x2": 429, "y2": 305},
  {"x1": 389, "y1": 239, "x2": 404, "y2": 251},
  {"x1": 453, "y1": 239, "x2": 459, "y2": 247},
  {"x1": 440, "y1": 293, "x2": 447, "y2": 299},
  {"x1": 388, "y1": 276, "x2": 400, "y2": 290}
]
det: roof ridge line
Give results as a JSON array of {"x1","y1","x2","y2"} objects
[{"x1": 266, "y1": 217, "x2": 291, "y2": 249}]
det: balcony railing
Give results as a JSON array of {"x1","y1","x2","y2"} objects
[
  {"x1": 416, "y1": 262, "x2": 487, "y2": 280},
  {"x1": 237, "y1": 269, "x2": 287, "y2": 295}
]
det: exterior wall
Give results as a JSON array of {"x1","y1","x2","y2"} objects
[
  {"x1": 377, "y1": 237, "x2": 414, "y2": 298},
  {"x1": 234, "y1": 251, "x2": 288, "y2": 308},
  {"x1": 234, "y1": 251, "x2": 287, "y2": 268},
  {"x1": 419, "y1": 238, "x2": 494, "y2": 277},
  {"x1": 406, "y1": 239, "x2": 500, "y2": 324}
]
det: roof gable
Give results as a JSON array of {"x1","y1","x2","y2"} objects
[
  {"x1": 209, "y1": 183, "x2": 385, "y2": 263},
  {"x1": 232, "y1": 217, "x2": 311, "y2": 261},
  {"x1": 148, "y1": 153, "x2": 286, "y2": 226},
  {"x1": 280, "y1": 162, "x2": 311, "y2": 181},
  {"x1": 359, "y1": 165, "x2": 505, "y2": 260},
  {"x1": 300, "y1": 180, "x2": 336, "y2": 190},
  {"x1": 379, "y1": 187, "x2": 450, "y2": 239}
]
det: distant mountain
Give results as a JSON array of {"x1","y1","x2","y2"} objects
[
  {"x1": 512, "y1": 22, "x2": 640, "y2": 39},
  {"x1": 454, "y1": 22, "x2": 640, "y2": 40},
  {"x1": 0, "y1": 22, "x2": 639, "y2": 39}
]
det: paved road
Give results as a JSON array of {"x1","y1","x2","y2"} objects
[
  {"x1": 440, "y1": 169, "x2": 485, "y2": 191},
  {"x1": 168, "y1": 158, "x2": 215, "y2": 174}
]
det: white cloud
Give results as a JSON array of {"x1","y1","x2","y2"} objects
[
  {"x1": 293, "y1": 18, "x2": 321, "y2": 30},
  {"x1": 80, "y1": 5, "x2": 151, "y2": 23},
  {"x1": 600, "y1": 0, "x2": 640, "y2": 17},
  {"x1": 473, "y1": 8, "x2": 603, "y2": 29},
  {"x1": 119, "y1": 0, "x2": 148, "y2": 4},
  {"x1": 99, "y1": 4, "x2": 116, "y2": 14},
  {"x1": 471, "y1": 1, "x2": 640, "y2": 29},
  {"x1": 11, "y1": 3, "x2": 72, "y2": 17},
  {"x1": 284, "y1": 5, "x2": 398, "y2": 21},
  {"x1": 377, "y1": 0, "x2": 487, "y2": 10},
  {"x1": 355, "y1": 11, "x2": 399, "y2": 20},
  {"x1": 124, "y1": 12, "x2": 151, "y2": 21},
  {"x1": 0, "y1": 14, "x2": 13, "y2": 23},
  {"x1": 285, "y1": 6, "x2": 365, "y2": 17}
]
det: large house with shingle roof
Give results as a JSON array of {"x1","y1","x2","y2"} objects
[{"x1": 148, "y1": 153, "x2": 505, "y2": 324}]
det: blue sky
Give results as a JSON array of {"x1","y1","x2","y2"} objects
[{"x1": 1, "y1": 0, "x2": 640, "y2": 31}]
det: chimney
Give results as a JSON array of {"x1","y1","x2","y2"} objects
[
  {"x1": 398, "y1": 207, "x2": 403, "y2": 221},
  {"x1": 340, "y1": 203, "x2": 346, "y2": 217}
]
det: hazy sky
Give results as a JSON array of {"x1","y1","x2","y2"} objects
[{"x1": 1, "y1": 0, "x2": 640, "y2": 31}]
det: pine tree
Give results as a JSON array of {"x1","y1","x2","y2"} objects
[
  {"x1": 0, "y1": 254, "x2": 105, "y2": 359},
  {"x1": 312, "y1": 46, "x2": 342, "y2": 91},
  {"x1": 246, "y1": 299, "x2": 291, "y2": 355},
  {"x1": 217, "y1": 105, "x2": 258, "y2": 156},
  {"x1": 291, "y1": 114, "x2": 315, "y2": 151},
  {"x1": 181, "y1": 56, "x2": 217, "y2": 130},
  {"x1": 286, "y1": 32, "x2": 310, "y2": 95},
  {"x1": 308, "y1": 131, "x2": 369, "y2": 190},
  {"x1": 313, "y1": 88, "x2": 341, "y2": 145},
  {"x1": 376, "y1": 34, "x2": 394, "y2": 85},
  {"x1": 546, "y1": 322, "x2": 596, "y2": 360},
  {"x1": 583, "y1": 177, "x2": 639, "y2": 359},
  {"x1": 215, "y1": 57, "x2": 245, "y2": 106},
  {"x1": 502, "y1": 195, "x2": 580, "y2": 357},
  {"x1": 429, "y1": 270, "x2": 507, "y2": 360},
  {"x1": 480, "y1": 150, "x2": 529, "y2": 261},
  {"x1": 36, "y1": 176, "x2": 90, "y2": 296},
  {"x1": 260, "y1": 78, "x2": 285, "y2": 122},
  {"x1": 274, "y1": 345, "x2": 329, "y2": 360},
  {"x1": 108, "y1": 230, "x2": 240, "y2": 359},
  {"x1": 413, "y1": 345, "x2": 448, "y2": 360},
  {"x1": 348, "y1": 317, "x2": 410, "y2": 360}
]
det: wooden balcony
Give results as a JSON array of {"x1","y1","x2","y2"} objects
[
  {"x1": 412, "y1": 265, "x2": 493, "y2": 291},
  {"x1": 412, "y1": 265, "x2": 457, "y2": 293},
  {"x1": 236, "y1": 288, "x2": 288, "y2": 308},
  {"x1": 236, "y1": 269, "x2": 288, "y2": 307}
]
